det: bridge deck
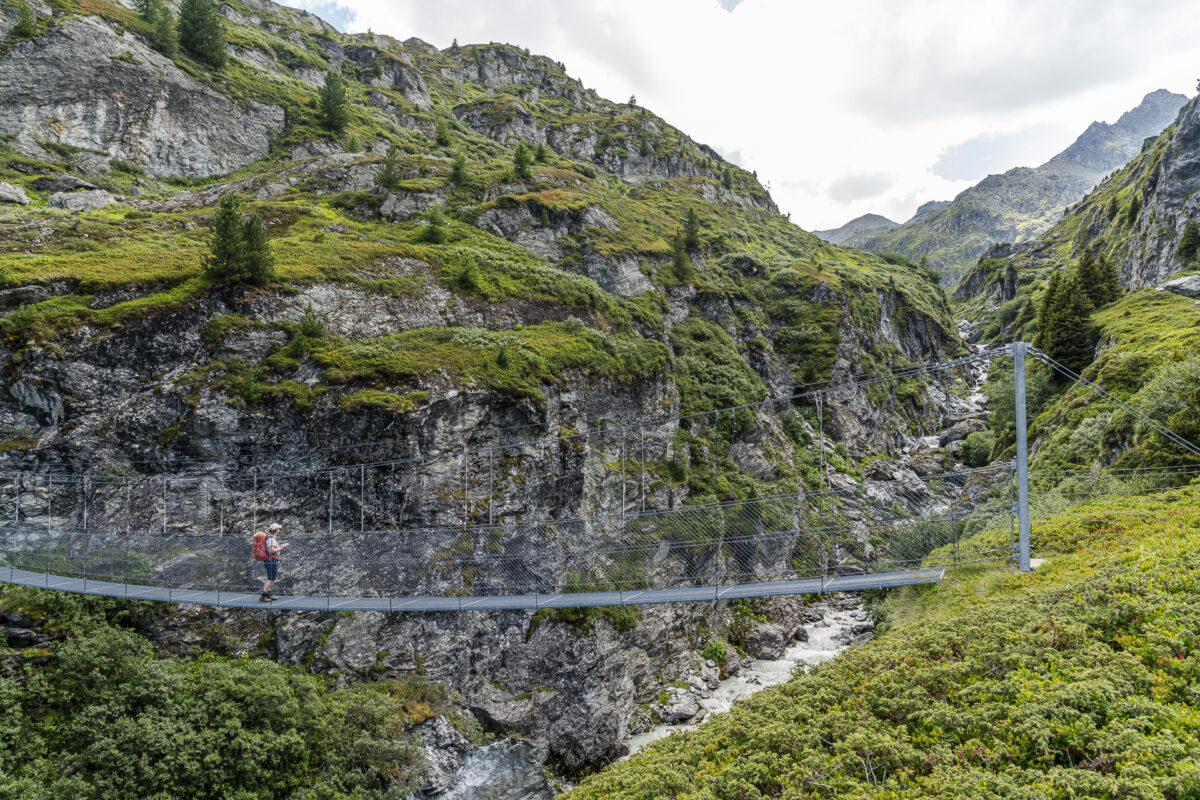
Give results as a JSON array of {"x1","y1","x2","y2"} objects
[{"x1": 0, "y1": 566, "x2": 945, "y2": 611}]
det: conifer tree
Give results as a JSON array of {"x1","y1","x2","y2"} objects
[
  {"x1": 239, "y1": 213, "x2": 275, "y2": 285},
  {"x1": 178, "y1": 0, "x2": 226, "y2": 68},
  {"x1": 1177, "y1": 219, "x2": 1200, "y2": 264},
  {"x1": 512, "y1": 142, "x2": 532, "y2": 180},
  {"x1": 317, "y1": 70, "x2": 349, "y2": 135},
  {"x1": 1012, "y1": 298, "x2": 1037, "y2": 336},
  {"x1": 1126, "y1": 194, "x2": 1141, "y2": 225},
  {"x1": 1094, "y1": 251, "x2": 1122, "y2": 305},
  {"x1": 638, "y1": 131, "x2": 652, "y2": 157},
  {"x1": 377, "y1": 144, "x2": 401, "y2": 190},
  {"x1": 1035, "y1": 271, "x2": 1095, "y2": 372},
  {"x1": 533, "y1": 143, "x2": 548, "y2": 163},
  {"x1": 1105, "y1": 195, "x2": 1119, "y2": 220},
  {"x1": 203, "y1": 194, "x2": 243, "y2": 281},
  {"x1": 419, "y1": 208, "x2": 448, "y2": 244},
  {"x1": 434, "y1": 118, "x2": 451, "y2": 146},
  {"x1": 1074, "y1": 249, "x2": 1110, "y2": 308},
  {"x1": 683, "y1": 208, "x2": 701, "y2": 249},
  {"x1": 721, "y1": 167, "x2": 733, "y2": 189},
  {"x1": 135, "y1": 0, "x2": 155, "y2": 21},
  {"x1": 671, "y1": 230, "x2": 692, "y2": 282},
  {"x1": 447, "y1": 151, "x2": 468, "y2": 185},
  {"x1": 11, "y1": 2, "x2": 34, "y2": 38},
  {"x1": 203, "y1": 194, "x2": 274, "y2": 285},
  {"x1": 150, "y1": 1, "x2": 179, "y2": 58},
  {"x1": 1033, "y1": 272, "x2": 1061, "y2": 350},
  {"x1": 596, "y1": 130, "x2": 613, "y2": 152}
]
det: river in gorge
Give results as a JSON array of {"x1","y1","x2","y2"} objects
[{"x1": 623, "y1": 599, "x2": 869, "y2": 756}]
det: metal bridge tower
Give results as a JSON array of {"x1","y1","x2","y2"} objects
[{"x1": 1012, "y1": 341, "x2": 1031, "y2": 572}]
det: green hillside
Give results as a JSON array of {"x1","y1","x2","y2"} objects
[
  {"x1": 566, "y1": 487, "x2": 1200, "y2": 799},
  {"x1": 0, "y1": 0, "x2": 955, "y2": 459}
]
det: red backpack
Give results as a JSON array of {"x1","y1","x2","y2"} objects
[{"x1": 252, "y1": 533, "x2": 269, "y2": 562}]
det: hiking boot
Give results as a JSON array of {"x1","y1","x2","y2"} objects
[{"x1": 259, "y1": 592, "x2": 271, "y2": 602}]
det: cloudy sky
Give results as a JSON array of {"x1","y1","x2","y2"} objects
[{"x1": 296, "y1": 0, "x2": 1200, "y2": 231}]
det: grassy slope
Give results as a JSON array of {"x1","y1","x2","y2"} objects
[{"x1": 566, "y1": 487, "x2": 1200, "y2": 799}]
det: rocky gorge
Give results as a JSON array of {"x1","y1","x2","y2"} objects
[{"x1": 0, "y1": 0, "x2": 1005, "y2": 795}]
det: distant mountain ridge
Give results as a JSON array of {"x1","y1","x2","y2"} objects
[
  {"x1": 824, "y1": 89, "x2": 1188, "y2": 278},
  {"x1": 813, "y1": 213, "x2": 898, "y2": 245}
]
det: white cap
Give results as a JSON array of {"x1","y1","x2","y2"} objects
[{"x1": 268, "y1": 522, "x2": 281, "y2": 531}]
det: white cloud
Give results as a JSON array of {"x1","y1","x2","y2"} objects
[
  {"x1": 291, "y1": 0, "x2": 1200, "y2": 230},
  {"x1": 932, "y1": 123, "x2": 1069, "y2": 182},
  {"x1": 827, "y1": 171, "x2": 896, "y2": 204}
]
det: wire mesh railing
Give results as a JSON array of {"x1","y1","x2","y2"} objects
[{"x1": 0, "y1": 463, "x2": 1016, "y2": 602}]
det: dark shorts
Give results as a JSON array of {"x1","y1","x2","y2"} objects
[{"x1": 263, "y1": 559, "x2": 279, "y2": 581}]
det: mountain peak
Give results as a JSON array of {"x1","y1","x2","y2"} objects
[
  {"x1": 1052, "y1": 88, "x2": 1188, "y2": 172},
  {"x1": 813, "y1": 213, "x2": 899, "y2": 245}
]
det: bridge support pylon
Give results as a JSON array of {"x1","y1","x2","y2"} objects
[{"x1": 1013, "y1": 342, "x2": 1031, "y2": 572}]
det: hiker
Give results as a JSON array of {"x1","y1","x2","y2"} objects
[{"x1": 252, "y1": 522, "x2": 288, "y2": 602}]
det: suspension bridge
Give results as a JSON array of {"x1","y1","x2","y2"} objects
[{"x1": 1, "y1": 342, "x2": 1195, "y2": 611}]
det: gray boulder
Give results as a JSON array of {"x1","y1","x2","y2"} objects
[
  {"x1": 0, "y1": 285, "x2": 49, "y2": 311},
  {"x1": 31, "y1": 174, "x2": 96, "y2": 192},
  {"x1": 939, "y1": 417, "x2": 987, "y2": 446},
  {"x1": 1159, "y1": 274, "x2": 1200, "y2": 298},
  {"x1": 741, "y1": 622, "x2": 801, "y2": 660},
  {"x1": 380, "y1": 191, "x2": 442, "y2": 221},
  {"x1": 660, "y1": 688, "x2": 703, "y2": 723},
  {"x1": 48, "y1": 189, "x2": 114, "y2": 212},
  {"x1": 0, "y1": 181, "x2": 29, "y2": 205}
]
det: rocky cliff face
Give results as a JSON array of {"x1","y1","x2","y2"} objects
[
  {"x1": 845, "y1": 90, "x2": 1187, "y2": 279},
  {"x1": 0, "y1": 15, "x2": 285, "y2": 177},
  {"x1": 0, "y1": 0, "x2": 969, "y2": 789}
]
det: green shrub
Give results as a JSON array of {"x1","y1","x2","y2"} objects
[
  {"x1": 958, "y1": 429, "x2": 995, "y2": 467},
  {"x1": 298, "y1": 302, "x2": 325, "y2": 339},
  {"x1": 700, "y1": 639, "x2": 727, "y2": 664},
  {"x1": 0, "y1": 594, "x2": 431, "y2": 798}
]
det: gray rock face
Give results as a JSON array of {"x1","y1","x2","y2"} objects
[
  {"x1": 1159, "y1": 274, "x2": 1200, "y2": 297},
  {"x1": 0, "y1": 285, "x2": 49, "y2": 311},
  {"x1": 0, "y1": 17, "x2": 284, "y2": 177},
  {"x1": 1121, "y1": 97, "x2": 1200, "y2": 288},
  {"x1": 48, "y1": 189, "x2": 114, "y2": 212},
  {"x1": 0, "y1": 181, "x2": 29, "y2": 205},
  {"x1": 381, "y1": 191, "x2": 443, "y2": 221}
]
